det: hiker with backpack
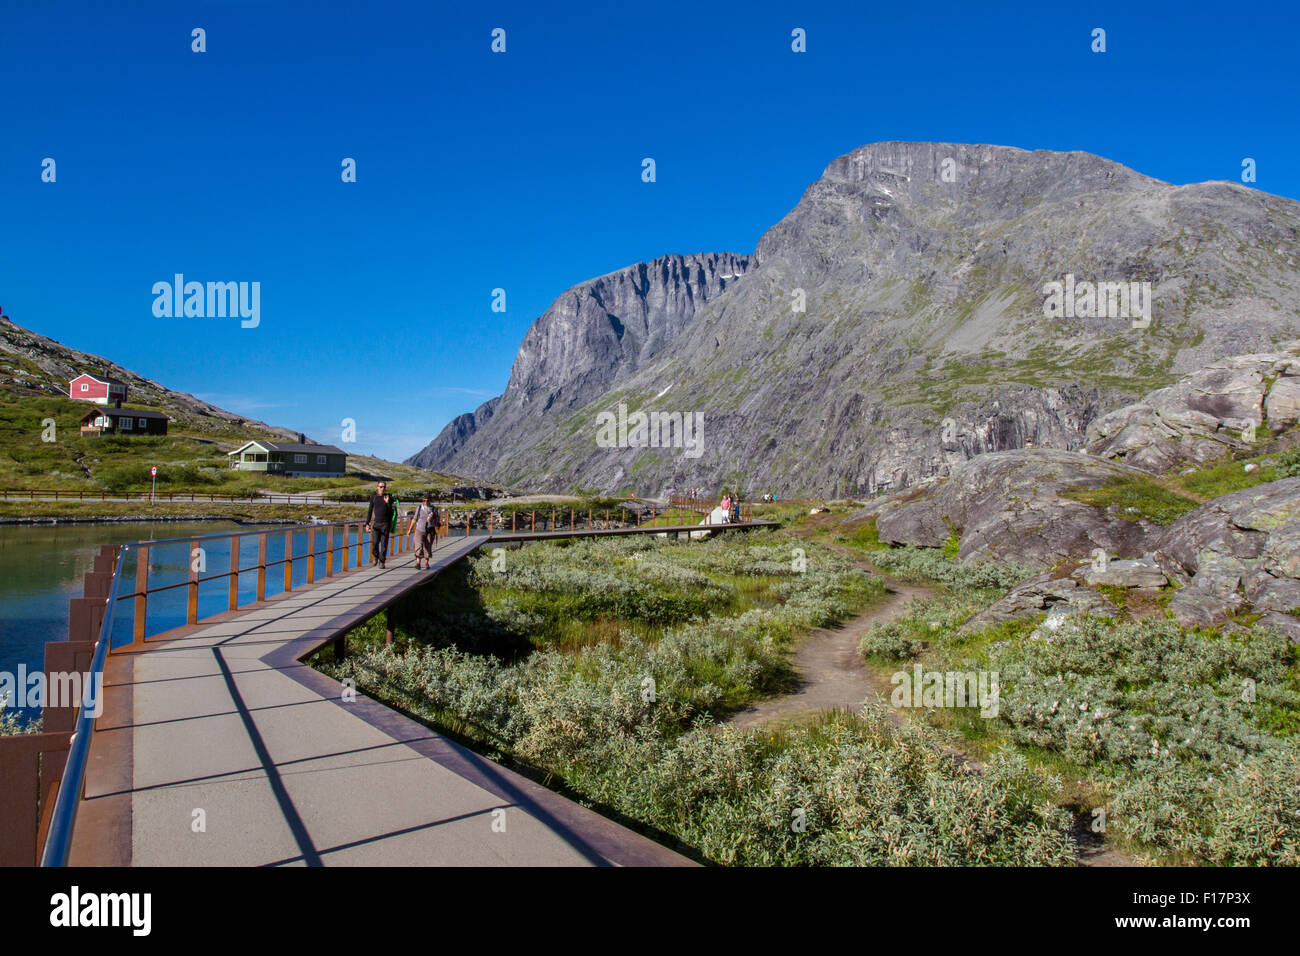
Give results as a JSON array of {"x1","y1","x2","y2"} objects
[{"x1": 408, "y1": 493, "x2": 440, "y2": 570}]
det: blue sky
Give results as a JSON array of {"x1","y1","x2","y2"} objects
[{"x1": 2, "y1": 0, "x2": 1297, "y2": 463}]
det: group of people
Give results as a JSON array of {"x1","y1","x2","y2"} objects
[
  {"x1": 365, "y1": 480, "x2": 444, "y2": 570},
  {"x1": 718, "y1": 493, "x2": 742, "y2": 523}
]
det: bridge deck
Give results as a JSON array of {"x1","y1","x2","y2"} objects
[{"x1": 71, "y1": 533, "x2": 698, "y2": 867}]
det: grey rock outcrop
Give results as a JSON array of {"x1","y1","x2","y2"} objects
[
  {"x1": 1084, "y1": 347, "x2": 1300, "y2": 473},
  {"x1": 1152, "y1": 477, "x2": 1300, "y2": 627},
  {"x1": 410, "y1": 141, "x2": 1300, "y2": 496},
  {"x1": 869, "y1": 448, "x2": 1157, "y2": 567}
]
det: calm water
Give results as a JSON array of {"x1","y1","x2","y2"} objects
[{"x1": 0, "y1": 520, "x2": 365, "y2": 720}]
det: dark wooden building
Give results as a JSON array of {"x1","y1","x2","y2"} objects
[{"x1": 80, "y1": 407, "x2": 169, "y2": 436}]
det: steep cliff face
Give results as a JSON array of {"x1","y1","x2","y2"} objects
[
  {"x1": 408, "y1": 251, "x2": 751, "y2": 470},
  {"x1": 410, "y1": 142, "x2": 1300, "y2": 496}
]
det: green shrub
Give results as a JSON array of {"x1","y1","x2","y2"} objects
[
  {"x1": 871, "y1": 546, "x2": 1033, "y2": 591},
  {"x1": 1276, "y1": 449, "x2": 1300, "y2": 479}
]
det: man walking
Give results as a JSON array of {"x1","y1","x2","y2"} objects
[{"x1": 366, "y1": 480, "x2": 394, "y2": 569}]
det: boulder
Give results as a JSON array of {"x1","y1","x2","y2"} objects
[
  {"x1": 1074, "y1": 557, "x2": 1168, "y2": 588},
  {"x1": 960, "y1": 573, "x2": 1120, "y2": 633}
]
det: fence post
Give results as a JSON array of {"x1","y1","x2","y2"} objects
[
  {"x1": 531, "y1": 511, "x2": 535, "y2": 532},
  {"x1": 326, "y1": 526, "x2": 334, "y2": 577},
  {"x1": 307, "y1": 528, "x2": 316, "y2": 584},
  {"x1": 133, "y1": 545, "x2": 149, "y2": 643},
  {"x1": 186, "y1": 539, "x2": 199, "y2": 625},
  {"x1": 228, "y1": 536, "x2": 240, "y2": 611},
  {"x1": 256, "y1": 533, "x2": 267, "y2": 601},
  {"x1": 285, "y1": 530, "x2": 294, "y2": 592},
  {"x1": 342, "y1": 524, "x2": 350, "y2": 572}
]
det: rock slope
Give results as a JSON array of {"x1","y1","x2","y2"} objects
[{"x1": 411, "y1": 141, "x2": 1300, "y2": 496}]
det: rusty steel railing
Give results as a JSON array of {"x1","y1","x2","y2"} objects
[
  {"x1": 114, "y1": 518, "x2": 450, "y2": 645},
  {"x1": 0, "y1": 487, "x2": 359, "y2": 505},
  {"x1": 40, "y1": 544, "x2": 126, "y2": 866}
]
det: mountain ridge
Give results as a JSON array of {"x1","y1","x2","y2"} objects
[{"x1": 409, "y1": 141, "x2": 1300, "y2": 496}]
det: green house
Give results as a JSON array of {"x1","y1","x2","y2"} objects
[{"x1": 227, "y1": 439, "x2": 347, "y2": 477}]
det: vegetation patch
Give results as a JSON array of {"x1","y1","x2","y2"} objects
[
  {"x1": 321, "y1": 532, "x2": 1077, "y2": 865},
  {"x1": 1059, "y1": 475, "x2": 1201, "y2": 525}
]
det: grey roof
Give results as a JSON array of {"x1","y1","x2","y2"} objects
[
  {"x1": 266, "y1": 442, "x2": 347, "y2": 455},
  {"x1": 229, "y1": 440, "x2": 346, "y2": 455},
  {"x1": 84, "y1": 407, "x2": 168, "y2": 420}
]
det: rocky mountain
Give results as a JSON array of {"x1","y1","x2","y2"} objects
[
  {"x1": 410, "y1": 142, "x2": 1300, "y2": 497},
  {"x1": 408, "y1": 252, "x2": 752, "y2": 469}
]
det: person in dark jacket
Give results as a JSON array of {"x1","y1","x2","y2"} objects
[{"x1": 366, "y1": 481, "x2": 394, "y2": 569}]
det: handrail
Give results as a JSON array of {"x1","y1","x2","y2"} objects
[
  {"x1": 0, "y1": 487, "x2": 364, "y2": 505},
  {"x1": 112, "y1": 517, "x2": 365, "y2": 550},
  {"x1": 40, "y1": 544, "x2": 127, "y2": 867}
]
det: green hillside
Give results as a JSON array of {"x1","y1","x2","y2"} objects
[{"x1": 0, "y1": 313, "x2": 493, "y2": 499}]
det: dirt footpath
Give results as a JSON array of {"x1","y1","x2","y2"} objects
[{"x1": 729, "y1": 581, "x2": 931, "y2": 728}]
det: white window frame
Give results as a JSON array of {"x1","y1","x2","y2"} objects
[
  {"x1": 80, "y1": 383, "x2": 89, "y2": 392},
  {"x1": 316, "y1": 455, "x2": 327, "y2": 464},
  {"x1": 294, "y1": 453, "x2": 307, "y2": 464},
  {"x1": 138, "y1": 418, "x2": 147, "y2": 429},
  {"x1": 119, "y1": 417, "x2": 132, "y2": 430}
]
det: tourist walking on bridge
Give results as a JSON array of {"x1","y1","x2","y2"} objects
[
  {"x1": 366, "y1": 480, "x2": 395, "y2": 569},
  {"x1": 408, "y1": 494, "x2": 438, "y2": 570}
]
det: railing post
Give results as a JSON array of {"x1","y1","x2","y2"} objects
[
  {"x1": 356, "y1": 526, "x2": 364, "y2": 567},
  {"x1": 285, "y1": 530, "x2": 294, "y2": 592},
  {"x1": 342, "y1": 524, "x2": 350, "y2": 571},
  {"x1": 326, "y1": 526, "x2": 334, "y2": 577},
  {"x1": 511, "y1": 511, "x2": 516, "y2": 532},
  {"x1": 257, "y1": 533, "x2": 267, "y2": 601},
  {"x1": 186, "y1": 538, "x2": 199, "y2": 625},
  {"x1": 489, "y1": 512, "x2": 493, "y2": 534},
  {"x1": 531, "y1": 511, "x2": 535, "y2": 532},
  {"x1": 570, "y1": 509, "x2": 574, "y2": 531},
  {"x1": 307, "y1": 528, "x2": 316, "y2": 584},
  {"x1": 551, "y1": 508, "x2": 555, "y2": 531},
  {"x1": 588, "y1": 508, "x2": 591, "y2": 529},
  {"x1": 133, "y1": 545, "x2": 149, "y2": 643},
  {"x1": 228, "y1": 536, "x2": 240, "y2": 611}
]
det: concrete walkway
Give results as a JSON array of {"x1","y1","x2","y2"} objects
[{"x1": 71, "y1": 535, "x2": 691, "y2": 866}]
